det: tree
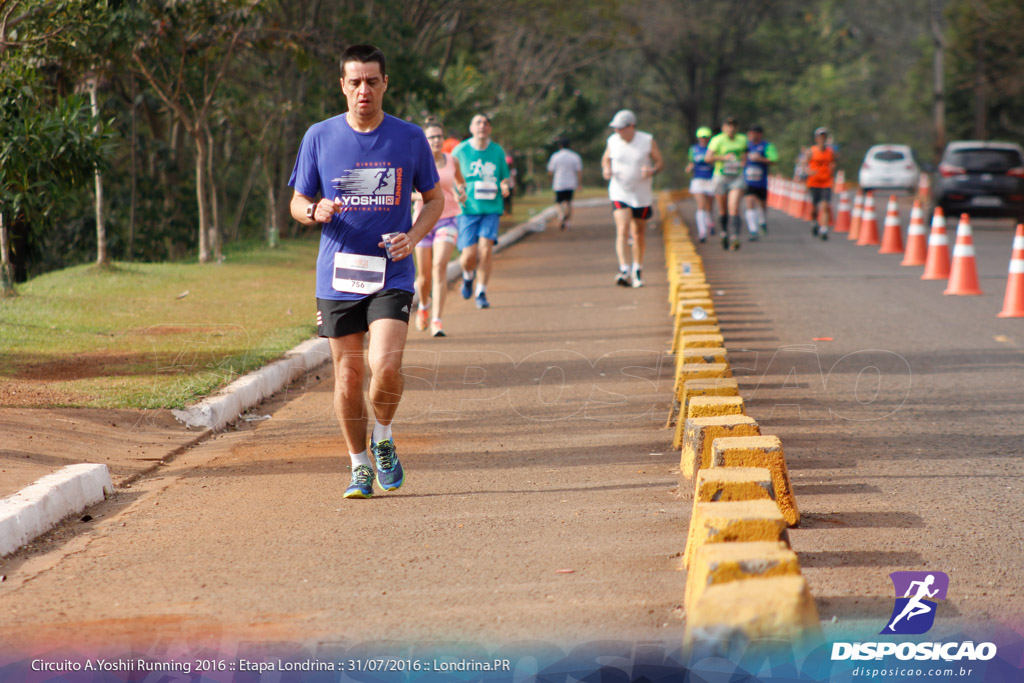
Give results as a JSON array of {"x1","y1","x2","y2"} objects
[
  {"x1": 0, "y1": 66, "x2": 108, "y2": 288},
  {"x1": 128, "y1": 0, "x2": 256, "y2": 263},
  {"x1": 1, "y1": 0, "x2": 110, "y2": 291}
]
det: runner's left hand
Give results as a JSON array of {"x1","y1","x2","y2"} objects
[{"x1": 380, "y1": 233, "x2": 412, "y2": 261}]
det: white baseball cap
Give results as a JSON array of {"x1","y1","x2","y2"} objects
[{"x1": 609, "y1": 109, "x2": 637, "y2": 129}]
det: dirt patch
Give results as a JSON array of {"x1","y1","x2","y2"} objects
[
  {"x1": 127, "y1": 325, "x2": 239, "y2": 337},
  {"x1": 0, "y1": 406, "x2": 206, "y2": 500}
]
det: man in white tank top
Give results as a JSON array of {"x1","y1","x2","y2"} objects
[{"x1": 601, "y1": 109, "x2": 663, "y2": 288}]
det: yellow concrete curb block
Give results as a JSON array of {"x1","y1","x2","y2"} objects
[
  {"x1": 670, "y1": 318, "x2": 721, "y2": 354},
  {"x1": 685, "y1": 540, "x2": 801, "y2": 614},
  {"x1": 675, "y1": 298, "x2": 716, "y2": 318},
  {"x1": 712, "y1": 435, "x2": 800, "y2": 527},
  {"x1": 683, "y1": 499, "x2": 787, "y2": 569},
  {"x1": 684, "y1": 575, "x2": 821, "y2": 648},
  {"x1": 686, "y1": 395, "x2": 745, "y2": 419},
  {"x1": 680, "y1": 334, "x2": 725, "y2": 350},
  {"x1": 676, "y1": 346, "x2": 728, "y2": 368},
  {"x1": 669, "y1": 377, "x2": 740, "y2": 449},
  {"x1": 679, "y1": 415, "x2": 760, "y2": 481},
  {"x1": 672, "y1": 362, "x2": 732, "y2": 401},
  {"x1": 682, "y1": 467, "x2": 776, "y2": 572}
]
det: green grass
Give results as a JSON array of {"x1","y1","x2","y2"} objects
[
  {"x1": 0, "y1": 191, "x2": 583, "y2": 410},
  {"x1": 0, "y1": 238, "x2": 320, "y2": 409}
]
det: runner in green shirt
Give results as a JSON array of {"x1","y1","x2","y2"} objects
[{"x1": 706, "y1": 117, "x2": 748, "y2": 251}]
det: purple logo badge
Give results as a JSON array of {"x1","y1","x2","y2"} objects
[{"x1": 881, "y1": 571, "x2": 949, "y2": 635}]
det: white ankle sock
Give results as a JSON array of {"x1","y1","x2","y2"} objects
[
  {"x1": 350, "y1": 450, "x2": 370, "y2": 468},
  {"x1": 745, "y1": 209, "x2": 759, "y2": 233},
  {"x1": 372, "y1": 421, "x2": 392, "y2": 444}
]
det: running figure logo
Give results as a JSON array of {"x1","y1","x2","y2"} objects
[
  {"x1": 881, "y1": 571, "x2": 949, "y2": 635},
  {"x1": 331, "y1": 166, "x2": 398, "y2": 207}
]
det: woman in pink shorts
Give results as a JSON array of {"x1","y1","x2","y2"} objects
[{"x1": 413, "y1": 121, "x2": 465, "y2": 337}]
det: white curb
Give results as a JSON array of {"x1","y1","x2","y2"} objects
[
  {"x1": 0, "y1": 464, "x2": 113, "y2": 557},
  {"x1": 171, "y1": 336, "x2": 331, "y2": 431}
]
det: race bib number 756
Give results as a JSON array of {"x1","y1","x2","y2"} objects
[{"x1": 333, "y1": 252, "x2": 386, "y2": 295}]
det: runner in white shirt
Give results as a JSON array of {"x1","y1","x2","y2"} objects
[
  {"x1": 547, "y1": 138, "x2": 583, "y2": 230},
  {"x1": 601, "y1": 109, "x2": 663, "y2": 288}
]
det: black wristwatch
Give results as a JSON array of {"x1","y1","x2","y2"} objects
[{"x1": 306, "y1": 202, "x2": 317, "y2": 220}]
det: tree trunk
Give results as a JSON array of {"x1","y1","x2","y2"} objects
[
  {"x1": 437, "y1": 10, "x2": 461, "y2": 82},
  {"x1": 129, "y1": 76, "x2": 137, "y2": 261},
  {"x1": 194, "y1": 132, "x2": 211, "y2": 263},
  {"x1": 0, "y1": 212, "x2": 16, "y2": 297},
  {"x1": 931, "y1": 0, "x2": 946, "y2": 162},
  {"x1": 89, "y1": 78, "x2": 108, "y2": 267},
  {"x1": 973, "y1": 35, "x2": 987, "y2": 140},
  {"x1": 264, "y1": 167, "x2": 278, "y2": 245},
  {"x1": 205, "y1": 125, "x2": 222, "y2": 260}
]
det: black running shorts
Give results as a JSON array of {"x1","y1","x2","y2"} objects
[
  {"x1": 555, "y1": 189, "x2": 575, "y2": 203},
  {"x1": 809, "y1": 186, "x2": 832, "y2": 205},
  {"x1": 745, "y1": 186, "x2": 768, "y2": 202},
  {"x1": 611, "y1": 201, "x2": 652, "y2": 220},
  {"x1": 316, "y1": 289, "x2": 413, "y2": 338}
]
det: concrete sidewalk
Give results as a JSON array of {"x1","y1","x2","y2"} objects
[{"x1": 0, "y1": 201, "x2": 689, "y2": 650}]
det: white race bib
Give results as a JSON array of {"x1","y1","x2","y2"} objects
[
  {"x1": 473, "y1": 180, "x2": 498, "y2": 201},
  {"x1": 722, "y1": 159, "x2": 742, "y2": 176},
  {"x1": 744, "y1": 165, "x2": 764, "y2": 182},
  {"x1": 332, "y1": 252, "x2": 386, "y2": 295}
]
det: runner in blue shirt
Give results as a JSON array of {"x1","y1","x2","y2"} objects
[
  {"x1": 686, "y1": 127, "x2": 715, "y2": 242},
  {"x1": 289, "y1": 44, "x2": 443, "y2": 500},
  {"x1": 743, "y1": 124, "x2": 778, "y2": 240}
]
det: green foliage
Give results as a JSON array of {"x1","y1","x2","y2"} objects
[
  {"x1": 4, "y1": 0, "x2": 1023, "y2": 282},
  {"x1": 0, "y1": 64, "x2": 109, "y2": 279}
]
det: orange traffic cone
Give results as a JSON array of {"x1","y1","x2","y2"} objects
[
  {"x1": 836, "y1": 170, "x2": 847, "y2": 195},
  {"x1": 802, "y1": 187, "x2": 814, "y2": 221},
  {"x1": 878, "y1": 195, "x2": 904, "y2": 254},
  {"x1": 944, "y1": 214, "x2": 983, "y2": 295},
  {"x1": 921, "y1": 208, "x2": 951, "y2": 280},
  {"x1": 917, "y1": 173, "x2": 931, "y2": 204},
  {"x1": 901, "y1": 199, "x2": 928, "y2": 266},
  {"x1": 848, "y1": 190, "x2": 863, "y2": 241},
  {"x1": 857, "y1": 192, "x2": 880, "y2": 246},
  {"x1": 835, "y1": 191, "x2": 851, "y2": 233},
  {"x1": 997, "y1": 224, "x2": 1024, "y2": 317},
  {"x1": 786, "y1": 180, "x2": 798, "y2": 217}
]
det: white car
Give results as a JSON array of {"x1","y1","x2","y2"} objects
[{"x1": 858, "y1": 144, "x2": 920, "y2": 193}]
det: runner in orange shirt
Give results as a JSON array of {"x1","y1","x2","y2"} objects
[{"x1": 806, "y1": 126, "x2": 837, "y2": 241}]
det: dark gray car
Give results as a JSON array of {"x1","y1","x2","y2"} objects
[{"x1": 935, "y1": 141, "x2": 1024, "y2": 220}]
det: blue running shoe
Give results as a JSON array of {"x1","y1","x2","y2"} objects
[
  {"x1": 475, "y1": 292, "x2": 490, "y2": 309},
  {"x1": 372, "y1": 439, "x2": 404, "y2": 491},
  {"x1": 343, "y1": 464, "x2": 374, "y2": 499},
  {"x1": 461, "y1": 274, "x2": 474, "y2": 299}
]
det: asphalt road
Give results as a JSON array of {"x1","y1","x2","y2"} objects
[
  {"x1": 0, "y1": 204, "x2": 689, "y2": 655},
  {"x1": 2, "y1": 195, "x2": 1021, "y2": 662},
  {"x1": 690, "y1": 197, "x2": 1024, "y2": 639}
]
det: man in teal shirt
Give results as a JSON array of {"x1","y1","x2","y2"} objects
[
  {"x1": 452, "y1": 114, "x2": 511, "y2": 309},
  {"x1": 706, "y1": 117, "x2": 748, "y2": 251}
]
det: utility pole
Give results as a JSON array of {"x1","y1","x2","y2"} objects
[{"x1": 930, "y1": 0, "x2": 947, "y2": 162}]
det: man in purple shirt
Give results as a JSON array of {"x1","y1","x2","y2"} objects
[{"x1": 289, "y1": 44, "x2": 443, "y2": 499}]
